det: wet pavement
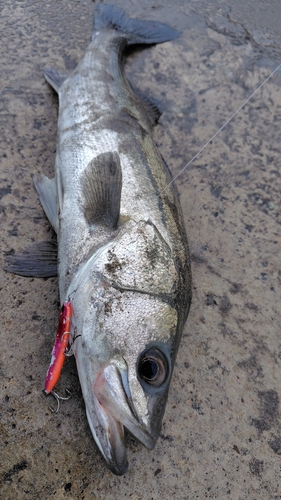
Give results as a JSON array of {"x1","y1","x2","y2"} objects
[{"x1": 1, "y1": 1, "x2": 281, "y2": 498}]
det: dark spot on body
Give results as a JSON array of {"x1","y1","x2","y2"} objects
[
  {"x1": 105, "y1": 250, "x2": 123, "y2": 275},
  {"x1": 145, "y1": 246, "x2": 158, "y2": 267},
  {"x1": 154, "y1": 468, "x2": 161, "y2": 476},
  {"x1": 233, "y1": 444, "x2": 240, "y2": 454},
  {"x1": 104, "y1": 301, "x2": 112, "y2": 314}
]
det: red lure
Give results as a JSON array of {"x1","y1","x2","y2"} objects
[{"x1": 44, "y1": 301, "x2": 73, "y2": 395}]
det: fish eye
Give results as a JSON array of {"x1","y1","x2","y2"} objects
[{"x1": 138, "y1": 349, "x2": 168, "y2": 387}]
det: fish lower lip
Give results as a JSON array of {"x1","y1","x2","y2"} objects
[
  {"x1": 83, "y1": 362, "x2": 156, "y2": 474},
  {"x1": 112, "y1": 463, "x2": 128, "y2": 476},
  {"x1": 85, "y1": 405, "x2": 128, "y2": 475}
]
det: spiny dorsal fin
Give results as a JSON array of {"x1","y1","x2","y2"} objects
[
  {"x1": 81, "y1": 152, "x2": 122, "y2": 229},
  {"x1": 44, "y1": 68, "x2": 70, "y2": 93}
]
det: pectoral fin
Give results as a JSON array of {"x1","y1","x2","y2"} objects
[
  {"x1": 34, "y1": 175, "x2": 59, "y2": 233},
  {"x1": 44, "y1": 68, "x2": 70, "y2": 93},
  {"x1": 81, "y1": 151, "x2": 122, "y2": 229},
  {"x1": 5, "y1": 241, "x2": 57, "y2": 278}
]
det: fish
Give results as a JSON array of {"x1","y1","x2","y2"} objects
[{"x1": 5, "y1": 4, "x2": 192, "y2": 475}]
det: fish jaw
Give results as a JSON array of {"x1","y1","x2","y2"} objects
[
  {"x1": 85, "y1": 393, "x2": 128, "y2": 476},
  {"x1": 93, "y1": 362, "x2": 156, "y2": 449},
  {"x1": 76, "y1": 354, "x2": 157, "y2": 475}
]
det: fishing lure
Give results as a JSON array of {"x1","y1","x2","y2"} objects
[{"x1": 44, "y1": 301, "x2": 73, "y2": 396}]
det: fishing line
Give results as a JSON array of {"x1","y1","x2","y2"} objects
[{"x1": 160, "y1": 62, "x2": 281, "y2": 194}]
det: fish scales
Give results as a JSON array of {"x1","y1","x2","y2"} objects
[{"x1": 57, "y1": 30, "x2": 186, "y2": 297}]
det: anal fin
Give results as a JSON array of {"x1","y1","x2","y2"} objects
[{"x1": 132, "y1": 87, "x2": 162, "y2": 126}]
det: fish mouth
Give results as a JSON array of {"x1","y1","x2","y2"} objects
[{"x1": 86, "y1": 360, "x2": 156, "y2": 475}]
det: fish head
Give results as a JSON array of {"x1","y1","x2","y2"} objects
[
  {"x1": 68, "y1": 220, "x2": 189, "y2": 474},
  {"x1": 70, "y1": 271, "x2": 179, "y2": 475}
]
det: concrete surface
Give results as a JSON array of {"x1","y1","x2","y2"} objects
[{"x1": 1, "y1": 0, "x2": 281, "y2": 498}]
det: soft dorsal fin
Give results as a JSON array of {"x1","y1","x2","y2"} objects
[
  {"x1": 81, "y1": 151, "x2": 122, "y2": 229},
  {"x1": 44, "y1": 67, "x2": 70, "y2": 93}
]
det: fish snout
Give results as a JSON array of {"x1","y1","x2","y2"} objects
[{"x1": 94, "y1": 361, "x2": 157, "y2": 447}]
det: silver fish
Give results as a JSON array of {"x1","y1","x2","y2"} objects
[{"x1": 7, "y1": 4, "x2": 192, "y2": 474}]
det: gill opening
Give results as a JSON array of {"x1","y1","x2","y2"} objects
[{"x1": 159, "y1": 62, "x2": 281, "y2": 195}]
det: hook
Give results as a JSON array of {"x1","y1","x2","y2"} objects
[{"x1": 48, "y1": 389, "x2": 72, "y2": 413}]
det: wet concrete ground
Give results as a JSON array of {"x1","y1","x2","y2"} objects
[{"x1": 1, "y1": 1, "x2": 281, "y2": 498}]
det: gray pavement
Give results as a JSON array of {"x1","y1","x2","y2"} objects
[{"x1": 1, "y1": 1, "x2": 281, "y2": 498}]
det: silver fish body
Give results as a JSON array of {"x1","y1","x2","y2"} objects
[{"x1": 36, "y1": 5, "x2": 191, "y2": 474}]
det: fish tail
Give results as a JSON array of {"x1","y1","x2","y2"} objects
[{"x1": 93, "y1": 3, "x2": 180, "y2": 45}]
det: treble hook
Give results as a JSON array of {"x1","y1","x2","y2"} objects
[{"x1": 48, "y1": 389, "x2": 72, "y2": 413}]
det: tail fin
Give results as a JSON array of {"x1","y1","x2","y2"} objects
[{"x1": 94, "y1": 3, "x2": 180, "y2": 45}]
